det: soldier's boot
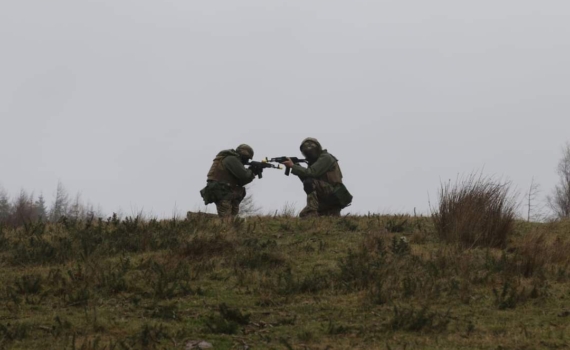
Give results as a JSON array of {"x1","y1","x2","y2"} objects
[{"x1": 231, "y1": 199, "x2": 241, "y2": 216}]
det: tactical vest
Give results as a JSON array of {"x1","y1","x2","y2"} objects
[
  {"x1": 207, "y1": 153, "x2": 240, "y2": 187},
  {"x1": 318, "y1": 154, "x2": 343, "y2": 185}
]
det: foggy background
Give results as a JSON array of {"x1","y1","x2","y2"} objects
[{"x1": 1, "y1": 0, "x2": 569, "y2": 217}]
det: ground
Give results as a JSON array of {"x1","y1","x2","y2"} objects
[{"x1": 0, "y1": 214, "x2": 569, "y2": 349}]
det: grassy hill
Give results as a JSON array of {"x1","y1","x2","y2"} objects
[{"x1": 0, "y1": 214, "x2": 569, "y2": 349}]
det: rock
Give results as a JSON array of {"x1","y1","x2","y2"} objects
[
  {"x1": 185, "y1": 340, "x2": 213, "y2": 349},
  {"x1": 186, "y1": 211, "x2": 218, "y2": 220}
]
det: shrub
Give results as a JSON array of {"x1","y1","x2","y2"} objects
[{"x1": 432, "y1": 173, "x2": 516, "y2": 248}]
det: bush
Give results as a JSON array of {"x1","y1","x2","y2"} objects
[
  {"x1": 432, "y1": 173, "x2": 516, "y2": 248},
  {"x1": 547, "y1": 142, "x2": 570, "y2": 219}
]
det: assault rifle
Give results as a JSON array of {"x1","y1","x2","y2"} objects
[
  {"x1": 264, "y1": 157, "x2": 307, "y2": 176},
  {"x1": 247, "y1": 161, "x2": 281, "y2": 179}
]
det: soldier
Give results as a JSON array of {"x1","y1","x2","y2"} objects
[
  {"x1": 200, "y1": 144, "x2": 256, "y2": 217},
  {"x1": 281, "y1": 138, "x2": 352, "y2": 218}
]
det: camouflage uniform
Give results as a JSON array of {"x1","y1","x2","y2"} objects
[
  {"x1": 290, "y1": 138, "x2": 352, "y2": 218},
  {"x1": 200, "y1": 145, "x2": 255, "y2": 217}
]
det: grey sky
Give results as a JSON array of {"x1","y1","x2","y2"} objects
[{"x1": 1, "y1": 0, "x2": 569, "y2": 217}]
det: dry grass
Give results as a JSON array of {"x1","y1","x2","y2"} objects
[
  {"x1": 432, "y1": 173, "x2": 517, "y2": 248},
  {"x1": 0, "y1": 215, "x2": 568, "y2": 350}
]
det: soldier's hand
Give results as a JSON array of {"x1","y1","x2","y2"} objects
[
  {"x1": 251, "y1": 167, "x2": 261, "y2": 176},
  {"x1": 281, "y1": 158, "x2": 294, "y2": 168}
]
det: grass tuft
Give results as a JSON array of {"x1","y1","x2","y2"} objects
[{"x1": 432, "y1": 173, "x2": 517, "y2": 248}]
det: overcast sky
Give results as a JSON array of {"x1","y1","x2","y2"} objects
[{"x1": 1, "y1": 0, "x2": 569, "y2": 217}]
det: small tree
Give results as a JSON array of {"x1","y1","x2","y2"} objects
[
  {"x1": 239, "y1": 193, "x2": 262, "y2": 216},
  {"x1": 49, "y1": 181, "x2": 69, "y2": 222},
  {"x1": 69, "y1": 193, "x2": 87, "y2": 220},
  {"x1": 0, "y1": 187, "x2": 11, "y2": 223},
  {"x1": 34, "y1": 193, "x2": 48, "y2": 220},
  {"x1": 11, "y1": 190, "x2": 37, "y2": 226},
  {"x1": 84, "y1": 202, "x2": 96, "y2": 219},
  {"x1": 525, "y1": 177, "x2": 545, "y2": 222},
  {"x1": 547, "y1": 143, "x2": 570, "y2": 219}
]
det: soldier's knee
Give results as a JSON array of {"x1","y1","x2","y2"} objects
[{"x1": 303, "y1": 179, "x2": 315, "y2": 194}]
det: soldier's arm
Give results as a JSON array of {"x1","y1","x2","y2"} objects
[
  {"x1": 223, "y1": 157, "x2": 255, "y2": 186},
  {"x1": 291, "y1": 154, "x2": 335, "y2": 178}
]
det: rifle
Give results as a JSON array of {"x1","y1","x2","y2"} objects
[
  {"x1": 247, "y1": 160, "x2": 281, "y2": 179},
  {"x1": 264, "y1": 157, "x2": 307, "y2": 176}
]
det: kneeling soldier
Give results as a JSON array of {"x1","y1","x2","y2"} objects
[
  {"x1": 281, "y1": 138, "x2": 352, "y2": 218},
  {"x1": 200, "y1": 144, "x2": 256, "y2": 217}
]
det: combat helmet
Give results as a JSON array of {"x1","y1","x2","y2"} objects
[
  {"x1": 236, "y1": 144, "x2": 254, "y2": 159},
  {"x1": 299, "y1": 137, "x2": 323, "y2": 161}
]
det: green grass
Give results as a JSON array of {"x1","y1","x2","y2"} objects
[{"x1": 0, "y1": 215, "x2": 569, "y2": 349}]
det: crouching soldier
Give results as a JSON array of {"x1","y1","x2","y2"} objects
[
  {"x1": 200, "y1": 144, "x2": 256, "y2": 217},
  {"x1": 281, "y1": 138, "x2": 353, "y2": 218}
]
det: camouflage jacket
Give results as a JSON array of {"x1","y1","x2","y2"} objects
[
  {"x1": 206, "y1": 149, "x2": 255, "y2": 187},
  {"x1": 291, "y1": 150, "x2": 343, "y2": 185}
]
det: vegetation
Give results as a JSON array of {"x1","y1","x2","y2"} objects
[
  {"x1": 548, "y1": 142, "x2": 570, "y2": 219},
  {"x1": 432, "y1": 173, "x2": 516, "y2": 248},
  {"x1": 0, "y1": 212, "x2": 569, "y2": 350},
  {"x1": 0, "y1": 181, "x2": 101, "y2": 228},
  {"x1": 2, "y1": 144, "x2": 570, "y2": 349}
]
